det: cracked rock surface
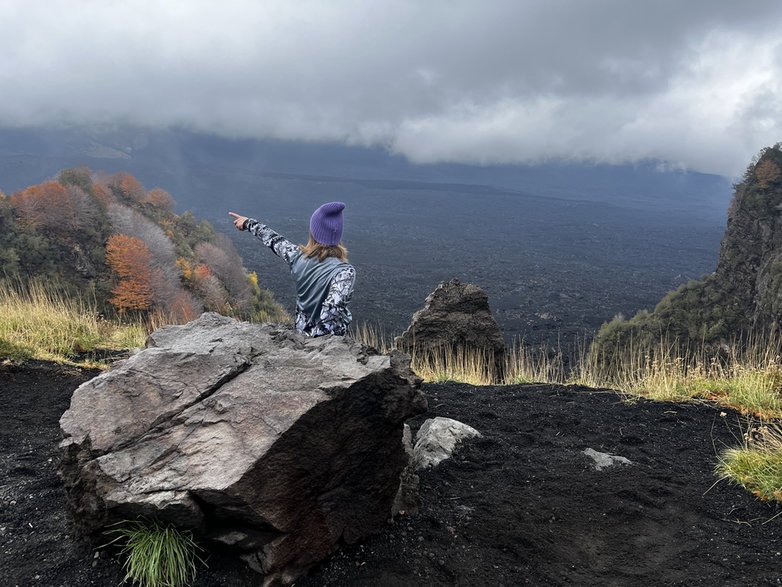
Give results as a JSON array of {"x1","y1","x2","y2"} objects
[{"x1": 58, "y1": 312, "x2": 426, "y2": 584}]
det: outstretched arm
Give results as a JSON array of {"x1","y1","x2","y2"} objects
[{"x1": 228, "y1": 212, "x2": 300, "y2": 266}]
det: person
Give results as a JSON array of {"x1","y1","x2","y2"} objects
[{"x1": 228, "y1": 202, "x2": 355, "y2": 337}]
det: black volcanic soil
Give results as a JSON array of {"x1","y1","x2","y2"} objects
[{"x1": 2, "y1": 361, "x2": 781, "y2": 586}]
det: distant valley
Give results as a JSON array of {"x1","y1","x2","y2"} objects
[{"x1": 0, "y1": 127, "x2": 732, "y2": 344}]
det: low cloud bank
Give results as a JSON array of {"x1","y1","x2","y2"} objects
[{"x1": 2, "y1": 1, "x2": 781, "y2": 175}]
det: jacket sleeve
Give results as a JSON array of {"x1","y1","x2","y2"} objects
[{"x1": 244, "y1": 218, "x2": 300, "y2": 267}]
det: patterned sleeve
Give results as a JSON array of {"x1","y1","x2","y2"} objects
[
  {"x1": 313, "y1": 266, "x2": 356, "y2": 336},
  {"x1": 244, "y1": 218, "x2": 300, "y2": 266}
]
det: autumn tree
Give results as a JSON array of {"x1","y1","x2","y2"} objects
[
  {"x1": 108, "y1": 204, "x2": 177, "y2": 268},
  {"x1": 167, "y1": 288, "x2": 202, "y2": 323},
  {"x1": 108, "y1": 172, "x2": 145, "y2": 202},
  {"x1": 107, "y1": 204, "x2": 183, "y2": 311},
  {"x1": 105, "y1": 234, "x2": 154, "y2": 312},
  {"x1": 65, "y1": 185, "x2": 100, "y2": 227},
  {"x1": 9, "y1": 180, "x2": 103, "y2": 234},
  {"x1": 10, "y1": 182, "x2": 81, "y2": 230},
  {"x1": 191, "y1": 263, "x2": 228, "y2": 312},
  {"x1": 142, "y1": 188, "x2": 176, "y2": 212},
  {"x1": 58, "y1": 167, "x2": 93, "y2": 194},
  {"x1": 91, "y1": 183, "x2": 115, "y2": 207}
]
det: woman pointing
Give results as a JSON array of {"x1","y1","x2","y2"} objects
[{"x1": 229, "y1": 202, "x2": 355, "y2": 337}]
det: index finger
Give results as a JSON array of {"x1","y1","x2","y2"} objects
[{"x1": 228, "y1": 212, "x2": 240, "y2": 218}]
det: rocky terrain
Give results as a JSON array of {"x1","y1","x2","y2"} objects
[
  {"x1": 227, "y1": 177, "x2": 724, "y2": 347},
  {"x1": 595, "y1": 144, "x2": 782, "y2": 348},
  {"x1": 396, "y1": 278, "x2": 507, "y2": 377},
  {"x1": 2, "y1": 360, "x2": 781, "y2": 586}
]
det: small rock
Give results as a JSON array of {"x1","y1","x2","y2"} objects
[
  {"x1": 413, "y1": 417, "x2": 481, "y2": 469},
  {"x1": 583, "y1": 448, "x2": 632, "y2": 470}
]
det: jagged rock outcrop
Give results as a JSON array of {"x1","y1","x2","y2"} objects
[
  {"x1": 594, "y1": 145, "x2": 782, "y2": 348},
  {"x1": 59, "y1": 313, "x2": 426, "y2": 585},
  {"x1": 396, "y1": 278, "x2": 506, "y2": 375},
  {"x1": 713, "y1": 147, "x2": 782, "y2": 328}
]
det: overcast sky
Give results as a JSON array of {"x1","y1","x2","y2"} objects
[{"x1": 2, "y1": 1, "x2": 781, "y2": 176}]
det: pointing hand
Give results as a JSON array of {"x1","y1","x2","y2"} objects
[{"x1": 228, "y1": 212, "x2": 248, "y2": 231}]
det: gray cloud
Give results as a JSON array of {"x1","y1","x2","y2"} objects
[{"x1": 2, "y1": 0, "x2": 782, "y2": 175}]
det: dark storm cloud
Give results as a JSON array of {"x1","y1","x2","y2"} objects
[{"x1": 2, "y1": 0, "x2": 781, "y2": 174}]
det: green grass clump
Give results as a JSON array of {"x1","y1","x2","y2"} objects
[
  {"x1": 104, "y1": 518, "x2": 205, "y2": 587},
  {"x1": 717, "y1": 424, "x2": 782, "y2": 502},
  {"x1": 684, "y1": 369, "x2": 782, "y2": 417}
]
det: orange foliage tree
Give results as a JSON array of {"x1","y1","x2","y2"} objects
[
  {"x1": 142, "y1": 187, "x2": 176, "y2": 211},
  {"x1": 91, "y1": 183, "x2": 115, "y2": 207},
  {"x1": 109, "y1": 172, "x2": 145, "y2": 202},
  {"x1": 105, "y1": 234, "x2": 154, "y2": 312},
  {"x1": 10, "y1": 181, "x2": 83, "y2": 230}
]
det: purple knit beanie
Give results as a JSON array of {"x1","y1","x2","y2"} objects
[{"x1": 310, "y1": 202, "x2": 345, "y2": 246}]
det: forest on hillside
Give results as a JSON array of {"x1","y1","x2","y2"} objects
[{"x1": 0, "y1": 167, "x2": 287, "y2": 324}]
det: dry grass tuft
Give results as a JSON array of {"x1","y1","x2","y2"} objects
[
  {"x1": 352, "y1": 322, "x2": 782, "y2": 419},
  {"x1": 580, "y1": 334, "x2": 782, "y2": 419},
  {"x1": 0, "y1": 280, "x2": 148, "y2": 366}
]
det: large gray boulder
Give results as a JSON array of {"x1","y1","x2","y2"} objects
[
  {"x1": 396, "y1": 278, "x2": 506, "y2": 377},
  {"x1": 59, "y1": 313, "x2": 426, "y2": 584}
]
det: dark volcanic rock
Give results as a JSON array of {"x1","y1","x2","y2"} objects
[
  {"x1": 396, "y1": 278, "x2": 506, "y2": 375},
  {"x1": 58, "y1": 312, "x2": 426, "y2": 584}
]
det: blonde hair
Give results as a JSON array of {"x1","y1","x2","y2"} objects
[{"x1": 300, "y1": 234, "x2": 349, "y2": 262}]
